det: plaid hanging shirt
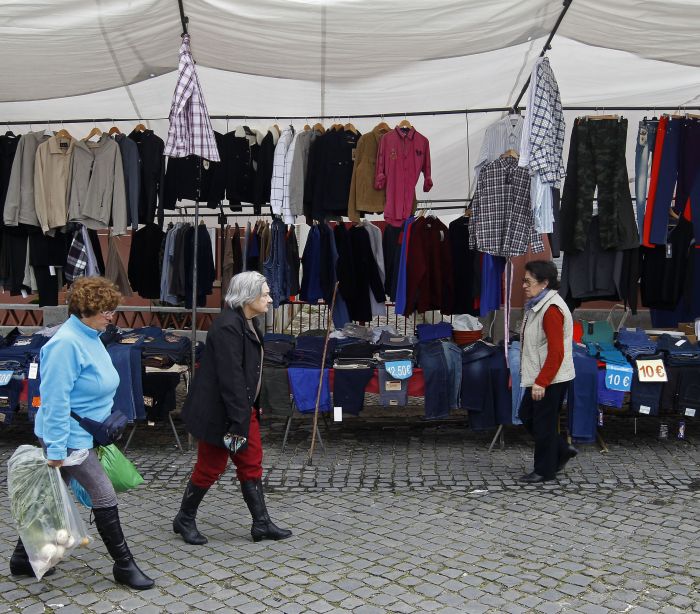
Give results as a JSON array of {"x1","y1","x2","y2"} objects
[
  {"x1": 65, "y1": 228, "x2": 89, "y2": 282},
  {"x1": 469, "y1": 157, "x2": 544, "y2": 258},
  {"x1": 164, "y1": 34, "x2": 220, "y2": 162}
]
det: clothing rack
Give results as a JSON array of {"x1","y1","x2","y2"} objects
[{"x1": 6, "y1": 106, "x2": 700, "y2": 126}]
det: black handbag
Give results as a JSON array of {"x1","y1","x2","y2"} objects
[{"x1": 70, "y1": 410, "x2": 129, "y2": 446}]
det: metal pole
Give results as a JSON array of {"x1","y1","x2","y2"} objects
[
  {"x1": 190, "y1": 158, "x2": 201, "y2": 375},
  {"x1": 511, "y1": 0, "x2": 574, "y2": 111}
]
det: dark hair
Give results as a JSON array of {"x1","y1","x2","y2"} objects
[{"x1": 524, "y1": 260, "x2": 560, "y2": 290}]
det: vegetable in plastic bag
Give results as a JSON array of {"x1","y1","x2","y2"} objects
[
  {"x1": 7, "y1": 445, "x2": 91, "y2": 580},
  {"x1": 97, "y1": 444, "x2": 144, "y2": 492}
]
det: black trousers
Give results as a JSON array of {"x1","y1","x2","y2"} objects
[{"x1": 518, "y1": 381, "x2": 570, "y2": 479}]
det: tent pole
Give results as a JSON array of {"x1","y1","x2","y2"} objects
[
  {"x1": 511, "y1": 0, "x2": 574, "y2": 111},
  {"x1": 177, "y1": 0, "x2": 189, "y2": 36},
  {"x1": 190, "y1": 157, "x2": 201, "y2": 378}
]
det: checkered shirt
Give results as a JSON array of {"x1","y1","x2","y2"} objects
[
  {"x1": 469, "y1": 157, "x2": 544, "y2": 257},
  {"x1": 64, "y1": 229, "x2": 88, "y2": 282},
  {"x1": 526, "y1": 57, "x2": 565, "y2": 187},
  {"x1": 164, "y1": 35, "x2": 220, "y2": 162}
]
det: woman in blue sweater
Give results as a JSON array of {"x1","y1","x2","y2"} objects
[{"x1": 9, "y1": 277, "x2": 154, "y2": 590}]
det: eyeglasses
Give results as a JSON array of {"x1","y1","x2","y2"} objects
[
  {"x1": 522, "y1": 278, "x2": 537, "y2": 287},
  {"x1": 101, "y1": 310, "x2": 116, "y2": 318}
]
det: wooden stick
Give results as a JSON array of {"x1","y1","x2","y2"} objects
[{"x1": 307, "y1": 281, "x2": 339, "y2": 464}]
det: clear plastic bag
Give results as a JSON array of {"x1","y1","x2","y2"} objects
[{"x1": 7, "y1": 445, "x2": 91, "y2": 580}]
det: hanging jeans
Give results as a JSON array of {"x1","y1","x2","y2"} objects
[
  {"x1": 677, "y1": 119, "x2": 700, "y2": 243},
  {"x1": 518, "y1": 381, "x2": 571, "y2": 480},
  {"x1": 568, "y1": 348, "x2": 599, "y2": 442},
  {"x1": 377, "y1": 365, "x2": 409, "y2": 408},
  {"x1": 418, "y1": 341, "x2": 450, "y2": 419},
  {"x1": 106, "y1": 343, "x2": 145, "y2": 421},
  {"x1": 191, "y1": 409, "x2": 263, "y2": 485},
  {"x1": 333, "y1": 367, "x2": 374, "y2": 415},
  {"x1": 635, "y1": 119, "x2": 658, "y2": 234},
  {"x1": 508, "y1": 342, "x2": 523, "y2": 425},
  {"x1": 645, "y1": 117, "x2": 682, "y2": 246},
  {"x1": 288, "y1": 368, "x2": 331, "y2": 413}
]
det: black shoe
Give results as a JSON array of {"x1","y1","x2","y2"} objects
[
  {"x1": 241, "y1": 479, "x2": 292, "y2": 542},
  {"x1": 173, "y1": 481, "x2": 209, "y2": 545},
  {"x1": 9, "y1": 539, "x2": 55, "y2": 578},
  {"x1": 93, "y1": 506, "x2": 155, "y2": 590},
  {"x1": 519, "y1": 472, "x2": 547, "y2": 484},
  {"x1": 557, "y1": 445, "x2": 578, "y2": 472}
]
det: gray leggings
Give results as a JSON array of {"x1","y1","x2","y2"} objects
[{"x1": 39, "y1": 440, "x2": 118, "y2": 509}]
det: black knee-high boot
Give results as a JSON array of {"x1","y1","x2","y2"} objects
[
  {"x1": 93, "y1": 506, "x2": 154, "y2": 590},
  {"x1": 240, "y1": 479, "x2": 292, "y2": 542},
  {"x1": 173, "y1": 480, "x2": 209, "y2": 545},
  {"x1": 9, "y1": 538, "x2": 56, "y2": 578}
]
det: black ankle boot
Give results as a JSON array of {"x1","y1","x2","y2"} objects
[
  {"x1": 173, "y1": 480, "x2": 209, "y2": 545},
  {"x1": 9, "y1": 539, "x2": 55, "y2": 578},
  {"x1": 93, "y1": 506, "x2": 154, "y2": 590},
  {"x1": 241, "y1": 479, "x2": 292, "y2": 542}
]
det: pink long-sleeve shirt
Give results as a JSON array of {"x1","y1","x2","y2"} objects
[{"x1": 375, "y1": 127, "x2": 433, "y2": 227}]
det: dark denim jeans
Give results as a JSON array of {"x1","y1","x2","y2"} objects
[{"x1": 418, "y1": 341, "x2": 449, "y2": 419}]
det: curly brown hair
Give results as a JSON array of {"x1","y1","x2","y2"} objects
[{"x1": 67, "y1": 277, "x2": 121, "y2": 317}]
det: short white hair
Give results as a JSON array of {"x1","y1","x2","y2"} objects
[{"x1": 225, "y1": 271, "x2": 267, "y2": 309}]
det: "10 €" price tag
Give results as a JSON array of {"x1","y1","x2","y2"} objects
[{"x1": 636, "y1": 358, "x2": 668, "y2": 383}]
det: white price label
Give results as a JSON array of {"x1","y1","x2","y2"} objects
[
  {"x1": 28, "y1": 363, "x2": 39, "y2": 380},
  {"x1": 636, "y1": 359, "x2": 668, "y2": 383},
  {"x1": 20, "y1": 289, "x2": 28, "y2": 298},
  {"x1": 685, "y1": 408, "x2": 697, "y2": 418},
  {"x1": 49, "y1": 266, "x2": 56, "y2": 276},
  {"x1": 639, "y1": 405, "x2": 651, "y2": 415},
  {"x1": 333, "y1": 406, "x2": 343, "y2": 422}
]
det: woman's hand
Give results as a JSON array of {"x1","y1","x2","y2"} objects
[
  {"x1": 47, "y1": 459, "x2": 64, "y2": 468},
  {"x1": 531, "y1": 384, "x2": 546, "y2": 401}
]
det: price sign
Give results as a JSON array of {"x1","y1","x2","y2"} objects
[
  {"x1": 636, "y1": 359, "x2": 668, "y2": 383},
  {"x1": 605, "y1": 364, "x2": 633, "y2": 391}
]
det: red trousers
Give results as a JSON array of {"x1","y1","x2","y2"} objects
[{"x1": 191, "y1": 409, "x2": 263, "y2": 486}]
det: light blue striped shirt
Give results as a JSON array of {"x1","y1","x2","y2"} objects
[{"x1": 475, "y1": 115, "x2": 524, "y2": 175}]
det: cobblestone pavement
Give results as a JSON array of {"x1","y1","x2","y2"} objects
[{"x1": 1, "y1": 412, "x2": 699, "y2": 613}]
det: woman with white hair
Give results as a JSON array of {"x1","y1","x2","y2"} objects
[{"x1": 173, "y1": 271, "x2": 292, "y2": 544}]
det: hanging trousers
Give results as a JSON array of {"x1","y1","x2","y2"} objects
[
  {"x1": 646, "y1": 118, "x2": 681, "y2": 246},
  {"x1": 518, "y1": 381, "x2": 571, "y2": 479},
  {"x1": 191, "y1": 409, "x2": 263, "y2": 486}
]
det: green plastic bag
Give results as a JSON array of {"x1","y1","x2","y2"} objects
[{"x1": 97, "y1": 445, "x2": 144, "y2": 492}]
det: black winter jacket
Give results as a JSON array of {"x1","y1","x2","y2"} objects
[{"x1": 182, "y1": 306, "x2": 263, "y2": 447}]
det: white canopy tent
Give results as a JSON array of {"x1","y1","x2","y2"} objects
[{"x1": 2, "y1": 0, "x2": 700, "y2": 203}]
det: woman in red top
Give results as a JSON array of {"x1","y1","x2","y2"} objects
[{"x1": 518, "y1": 260, "x2": 577, "y2": 483}]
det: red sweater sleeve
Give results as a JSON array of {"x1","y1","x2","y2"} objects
[{"x1": 535, "y1": 305, "x2": 565, "y2": 388}]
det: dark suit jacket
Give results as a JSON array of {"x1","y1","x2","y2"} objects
[{"x1": 182, "y1": 306, "x2": 263, "y2": 447}]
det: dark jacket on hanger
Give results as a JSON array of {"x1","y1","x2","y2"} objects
[
  {"x1": 182, "y1": 306, "x2": 263, "y2": 447},
  {"x1": 114, "y1": 134, "x2": 141, "y2": 230},
  {"x1": 128, "y1": 129, "x2": 165, "y2": 226},
  {"x1": 285, "y1": 226, "x2": 300, "y2": 297},
  {"x1": 309, "y1": 129, "x2": 360, "y2": 220},
  {"x1": 448, "y1": 216, "x2": 480, "y2": 316},
  {"x1": 128, "y1": 223, "x2": 166, "y2": 299},
  {"x1": 0, "y1": 133, "x2": 20, "y2": 216},
  {"x1": 254, "y1": 128, "x2": 277, "y2": 210},
  {"x1": 222, "y1": 129, "x2": 259, "y2": 210},
  {"x1": 183, "y1": 224, "x2": 215, "y2": 308},
  {"x1": 640, "y1": 217, "x2": 693, "y2": 310},
  {"x1": 163, "y1": 131, "x2": 226, "y2": 211}
]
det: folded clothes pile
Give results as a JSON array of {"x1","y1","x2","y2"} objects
[
  {"x1": 263, "y1": 333, "x2": 295, "y2": 367},
  {"x1": 616, "y1": 328, "x2": 656, "y2": 359}
]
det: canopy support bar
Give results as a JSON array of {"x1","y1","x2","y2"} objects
[
  {"x1": 511, "y1": 0, "x2": 574, "y2": 112},
  {"x1": 177, "y1": 0, "x2": 189, "y2": 36},
  {"x1": 6, "y1": 105, "x2": 700, "y2": 126}
]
